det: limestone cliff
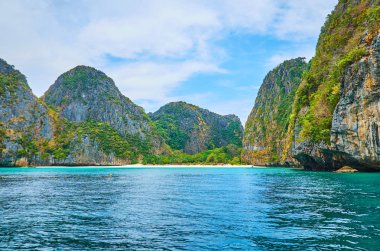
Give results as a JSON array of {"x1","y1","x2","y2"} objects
[
  {"x1": 0, "y1": 61, "x2": 166, "y2": 166},
  {"x1": 150, "y1": 101, "x2": 243, "y2": 154},
  {"x1": 243, "y1": 1, "x2": 380, "y2": 170},
  {"x1": 0, "y1": 59, "x2": 54, "y2": 166},
  {"x1": 43, "y1": 66, "x2": 166, "y2": 164},
  {"x1": 330, "y1": 34, "x2": 380, "y2": 170},
  {"x1": 43, "y1": 66, "x2": 161, "y2": 144},
  {"x1": 242, "y1": 58, "x2": 307, "y2": 165},
  {"x1": 292, "y1": 33, "x2": 380, "y2": 171},
  {"x1": 286, "y1": 0, "x2": 380, "y2": 171}
]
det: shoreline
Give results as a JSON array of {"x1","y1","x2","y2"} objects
[{"x1": 0, "y1": 164, "x2": 272, "y2": 169}]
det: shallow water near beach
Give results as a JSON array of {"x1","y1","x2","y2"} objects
[{"x1": 0, "y1": 167, "x2": 379, "y2": 250}]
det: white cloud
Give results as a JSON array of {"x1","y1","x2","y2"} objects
[
  {"x1": 273, "y1": 0, "x2": 335, "y2": 39},
  {"x1": 0, "y1": 0, "x2": 337, "y2": 121},
  {"x1": 79, "y1": 0, "x2": 221, "y2": 59},
  {"x1": 106, "y1": 60, "x2": 224, "y2": 102},
  {"x1": 219, "y1": 0, "x2": 279, "y2": 32}
]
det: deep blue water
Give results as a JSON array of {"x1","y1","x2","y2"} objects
[{"x1": 0, "y1": 167, "x2": 379, "y2": 250}]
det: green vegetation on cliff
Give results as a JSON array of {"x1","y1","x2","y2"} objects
[
  {"x1": 43, "y1": 65, "x2": 166, "y2": 163},
  {"x1": 287, "y1": 0, "x2": 380, "y2": 147},
  {"x1": 43, "y1": 66, "x2": 150, "y2": 127},
  {"x1": 150, "y1": 101, "x2": 244, "y2": 154},
  {"x1": 0, "y1": 59, "x2": 28, "y2": 97},
  {"x1": 242, "y1": 0, "x2": 380, "y2": 170},
  {"x1": 243, "y1": 58, "x2": 308, "y2": 164},
  {"x1": 1, "y1": 60, "x2": 244, "y2": 166},
  {"x1": 47, "y1": 119, "x2": 157, "y2": 164},
  {"x1": 0, "y1": 59, "x2": 56, "y2": 166}
]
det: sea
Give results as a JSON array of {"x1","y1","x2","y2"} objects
[{"x1": 0, "y1": 167, "x2": 379, "y2": 250}]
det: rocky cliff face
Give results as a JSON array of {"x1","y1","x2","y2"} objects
[
  {"x1": 150, "y1": 101, "x2": 243, "y2": 154},
  {"x1": 43, "y1": 66, "x2": 165, "y2": 164},
  {"x1": 0, "y1": 59, "x2": 54, "y2": 166},
  {"x1": 243, "y1": 1, "x2": 380, "y2": 170},
  {"x1": 242, "y1": 58, "x2": 307, "y2": 165},
  {"x1": 330, "y1": 33, "x2": 380, "y2": 169},
  {"x1": 43, "y1": 66, "x2": 158, "y2": 141},
  {"x1": 0, "y1": 61, "x2": 166, "y2": 166},
  {"x1": 291, "y1": 34, "x2": 380, "y2": 171},
  {"x1": 0, "y1": 61, "x2": 242, "y2": 166},
  {"x1": 287, "y1": 0, "x2": 380, "y2": 171}
]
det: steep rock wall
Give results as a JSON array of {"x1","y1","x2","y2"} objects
[
  {"x1": 242, "y1": 58, "x2": 307, "y2": 165},
  {"x1": 287, "y1": 0, "x2": 380, "y2": 171},
  {"x1": 0, "y1": 59, "x2": 54, "y2": 166}
]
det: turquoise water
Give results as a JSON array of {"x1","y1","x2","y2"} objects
[{"x1": 0, "y1": 167, "x2": 379, "y2": 250}]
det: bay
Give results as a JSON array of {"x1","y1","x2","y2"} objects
[{"x1": 0, "y1": 167, "x2": 379, "y2": 250}]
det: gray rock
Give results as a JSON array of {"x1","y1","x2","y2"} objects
[
  {"x1": 330, "y1": 34, "x2": 380, "y2": 170},
  {"x1": 0, "y1": 59, "x2": 54, "y2": 166},
  {"x1": 242, "y1": 58, "x2": 307, "y2": 165},
  {"x1": 43, "y1": 66, "x2": 158, "y2": 141},
  {"x1": 292, "y1": 34, "x2": 380, "y2": 171}
]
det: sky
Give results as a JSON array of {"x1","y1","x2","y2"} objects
[{"x1": 0, "y1": 0, "x2": 337, "y2": 124}]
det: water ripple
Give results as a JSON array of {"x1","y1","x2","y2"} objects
[{"x1": 0, "y1": 167, "x2": 379, "y2": 250}]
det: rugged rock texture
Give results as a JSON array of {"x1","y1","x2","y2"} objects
[
  {"x1": 42, "y1": 66, "x2": 166, "y2": 164},
  {"x1": 243, "y1": 1, "x2": 380, "y2": 171},
  {"x1": 52, "y1": 134, "x2": 127, "y2": 166},
  {"x1": 0, "y1": 59, "x2": 54, "y2": 166},
  {"x1": 242, "y1": 58, "x2": 307, "y2": 165},
  {"x1": 287, "y1": 0, "x2": 380, "y2": 171},
  {"x1": 0, "y1": 61, "x2": 242, "y2": 166},
  {"x1": 150, "y1": 101, "x2": 243, "y2": 154},
  {"x1": 44, "y1": 66, "x2": 158, "y2": 141},
  {"x1": 330, "y1": 34, "x2": 380, "y2": 170},
  {"x1": 0, "y1": 61, "x2": 167, "y2": 166}
]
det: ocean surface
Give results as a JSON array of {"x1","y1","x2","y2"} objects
[{"x1": 0, "y1": 167, "x2": 379, "y2": 250}]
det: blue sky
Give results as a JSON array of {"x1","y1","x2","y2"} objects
[{"x1": 0, "y1": 0, "x2": 337, "y2": 124}]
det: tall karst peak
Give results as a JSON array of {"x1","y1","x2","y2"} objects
[{"x1": 242, "y1": 57, "x2": 308, "y2": 165}]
